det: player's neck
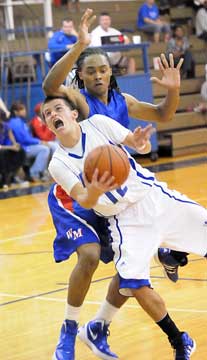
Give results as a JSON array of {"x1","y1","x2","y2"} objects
[{"x1": 60, "y1": 124, "x2": 81, "y2": 148}]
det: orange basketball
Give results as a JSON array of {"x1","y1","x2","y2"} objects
[{"x1": 84, "y1": 144, "x2": 130, "y2": 187}]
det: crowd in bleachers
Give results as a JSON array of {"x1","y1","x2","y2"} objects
[
  {"x1": 0, "y1": 0, "x2": 206, "y2": 190},
  {"x1": 0, "y1": 98, "x2": 57, "y2": 189}
]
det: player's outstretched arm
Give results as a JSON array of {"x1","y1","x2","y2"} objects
[
  {"x1": 43, "y1": 8, "x2": 96, "y2": 95},
  {"x1": 124, "y1": 54, "x2": 183, "y2": 123}
]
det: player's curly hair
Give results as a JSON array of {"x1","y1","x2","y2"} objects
[{"x1": 72, "y1": 47, "x2": 121, "y2": 93}]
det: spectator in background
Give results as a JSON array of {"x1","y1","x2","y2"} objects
[
  {"x1": 166, "y1": 25, "x2": 195, "y2": 79},
  {"x1": 30, "y1": 103, "x2": 58, "y2": 155},
  {"x1": 195, "y1": 0, "x2": 207, "y2": 41},
  {"x1": 194, "y1": 64, "x2": 207, "y2": 112},
  {"x1": 137, "y1": 0, "x2": 171, "y2": 43},
  {"x1": 48, "y1": 18, "x2": 78, "y2": 67},
  {"x1": 90, "y1": 12, "x2": 136, "y2": 75},
  {"x1": 0, "y1": 109, "x2": 25, "y2": 189},
  {"x1": 9, "y1": 101, "x2": 50, "y2": 182},
  {"x1": 67, "y1": 0, "x2": 80, "y2": 13}
]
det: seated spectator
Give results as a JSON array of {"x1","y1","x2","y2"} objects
[
  {"x1": 48, "y1": 18, "x2": 78, "y2": 67},
  {"x1": 194, "y1": 64, "x2": 207, "y2": 112},
  {"x1": 166, "y1": 25, "x2": 195, "y2": 79},
  {"x1": 195, "y1": 0, "x2": 207, "y2": 41},
  {"x1": 30, "y1": 103, "x2": 58, "y2": 155},
  {"x1": 137, "y1": 0, "x2": 171, "y2": 43},
  {"x1": 9, "y1": 101, "x2": 50, "y2": 182},
  {"x1": 0, "y1": 109, "x2": 26, "y2": 189},
  {"x1": 90, "y1": 12, "x2": 136, "y2": 75}
]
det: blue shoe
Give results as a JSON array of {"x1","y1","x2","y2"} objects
[
  {"x1": 53, "y1": 320, "x2": 78, "y2": 360},
  {"x1": 156, "y1": 248, "x2": 180, "y2": 283},
  {"x1": 169, "y1": 332, "x2": 196, "y2": 359},
  {"x1": 78, "y1": 320, "x2": 118, "y2": 360}
]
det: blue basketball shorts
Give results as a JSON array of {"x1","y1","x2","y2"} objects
[{"x1": 48, "y1": 184, "x2": 114, "y2": 263}]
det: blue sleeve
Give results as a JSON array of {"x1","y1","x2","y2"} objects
[
  {"x1": 48, "y1": 32, "x2": 68, "y2": 50},
  {"x1": 10, "y1": 119, "x2": 40, "y2": 146},
  {"x1": 137, "y1": 5, "x2": 148, "y2": 28}
]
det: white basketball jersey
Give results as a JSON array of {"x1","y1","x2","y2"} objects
[{"x1": 49, "y1": 114, "x2": 155, "y2": 216}]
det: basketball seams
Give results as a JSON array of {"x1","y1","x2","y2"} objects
[
  {"x1": 111, "y1": 145, "x2": 129, "y2": 174},
  {"x1": 92, "y1": 146, "x2": 104, "y2": 171},
  {"x1": 106, "y1": 145, "x2": 113, "y2": 177}
]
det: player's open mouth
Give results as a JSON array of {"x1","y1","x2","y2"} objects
[{"x1": 54, "y1": 119, "x2": 64, "y2": 129}]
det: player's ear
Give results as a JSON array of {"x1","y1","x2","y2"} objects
[
  {"x1": 71, "y1": 109, "x2": 79, "y2": 120},
  {"x1": 78, "y1": 71, "x2": 83, "y2": 80}
]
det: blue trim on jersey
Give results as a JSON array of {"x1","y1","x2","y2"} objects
[
  {"x1": 105, "y1": 186, "x2": 128, "y2": 204},
  {"x1": 67, "y1": 132, "x2": 86, "y2": 159},
  {"x1": 129, "y1": 157, "x2": 155, "y2": 181},
  {"x1": 141, "y1": 181, "x2": 153, "y2": 187},
  {"x1": 114, "y1": 215, "x2": 123, "y2": 266},
  {"x1": 116, "y1": 186, "x2": 128, "y2": 197},
  {"x1": 119, "y1": 276, "x2": 151, "y2": 290},
  {"x1": 105, "y1": 191, "x2": 119, "y2": 204},
  {"x1": 154, "y1": 183, "x2": 199, "y2": 205}
]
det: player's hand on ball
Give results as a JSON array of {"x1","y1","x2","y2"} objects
[{"x1": 84, "y1": 168, "x2": 118, "y2": 196}]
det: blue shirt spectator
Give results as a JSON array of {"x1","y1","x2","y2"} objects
[
  {"x1": 137, "y1": 0, "x2": 171, "y2": 43},
  {"x1": 48, "y1": 18, "x2": 78, "y2": 66},
  {"x1": 137, "y1": 2, "x2": 159, "y2": 28},
  {"x1": 9, "y1": 101, "x2": 50, "y2": 181},
  {"x1": 9, "y1": 116, "x2": 40, "y2": 150}
]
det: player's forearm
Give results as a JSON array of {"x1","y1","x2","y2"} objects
[
  {"x1": 157, "y1": 88, "x2": 180, "y2": 122},
  {"x1": 43, "y1": 41, "x2": 87, "y2": 94},
  {"x1": 76, "y1": 191, "x2": 99, "y2": 209}
]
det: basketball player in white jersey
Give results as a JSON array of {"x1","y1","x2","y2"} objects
[{"x1": 42, "y1": 95, "x2": 207, "y2": 359}]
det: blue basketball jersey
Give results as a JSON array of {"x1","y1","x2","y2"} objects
[{"x1": 80, "y1": 88, "x2": 129, "y2": 128}]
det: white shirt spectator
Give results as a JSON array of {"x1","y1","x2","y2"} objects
[
  {"x1": 195, "y1": 7, "x2": 207, "y2": 37},
  {"x1": 90, "y1": 25, "x2": 122, "y2": 65}
]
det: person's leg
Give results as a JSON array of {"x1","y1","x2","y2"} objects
[
  {"x1": 26, "y1": 144, "x2": 50, "y2": 180},
  {"x1": 127, "y1": 57, "x2": 136, "y2": 74},
  {"x1": 49, "y1": 185, "x2": 103, "y2": 360},
  {"x1": 141, "y1": 24, "x2": 161, "y2": 42},
  {"x1": 131, "y1": 285, "x2": 196, "y2": 358},
  {"x1": 78, "y1": 274, "x2": 128, "y2": 360}
]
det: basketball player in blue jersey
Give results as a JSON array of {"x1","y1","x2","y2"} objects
[
  {"x1": 42, "y1": 95, "x2": 207, "y2": 360},
  {"x1": 43, "y1": 8, "x2": 189, "y2": 283}
]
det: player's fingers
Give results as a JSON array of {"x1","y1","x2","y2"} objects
[
  {"x1": 157, "y1": 57, "x2": 165, "y2": 73},
  {"x1": 176, "y1": 57, "x2": 184, "y2": 70},
  {"x1": 88, "y1": 15, "x2": 96, "y2": 27},
  {"x1": 91, "y1": 168, "x2": 99, "y2": 182},
  {"x1": 169, "y1": 53, "x2": 174, "y2": 68},
  {"x1": 150, "y1": 77, "x2": 162, "y2": 85},
  {"x1": 160, "y1": 53, "x2": 169, "y2": 68},
  {"x1": 99, "y1": 171, "x2": 111, "y2": 183},
  {"x1": 80, "y1": 8, "x2": 93, "y2": 24}
]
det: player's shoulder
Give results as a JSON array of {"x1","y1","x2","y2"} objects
[
  {"x1": 48, "y1": 146, "x2": 68, "y2": 173},
  {"x1": 87, "y1": 114, "x2": 115, "y2": 127}
]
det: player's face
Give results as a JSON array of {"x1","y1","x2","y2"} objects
[
  {"x1": 42, "y1": 99, "x2": 78, "y2": 137},
  {"x1": 78, "y1": 54, "x2": 112, "y2": 98}
]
